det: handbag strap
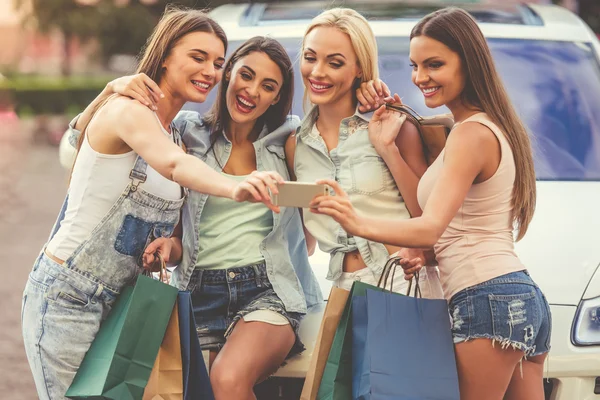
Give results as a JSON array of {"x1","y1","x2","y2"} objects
[{"x1": 394, "y1": 103, "x2": 425, "y2": 121}]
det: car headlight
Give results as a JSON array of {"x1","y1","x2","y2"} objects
[{"x1": 573, "y1": 296, "x2": 600, "y2": 345}]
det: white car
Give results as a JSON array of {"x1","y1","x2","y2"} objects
[
  {"x1": 198, "y1": 2, "x2": 600, "y2": 399},
  {"x1": 59, "y1": 2, "x2": 600, "y2": 398}
]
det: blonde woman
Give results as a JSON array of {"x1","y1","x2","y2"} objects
[
  {"x1": 286, "y1": 8, "x2": 443, "y2": 297},
  {"x1": 313, "y1": 8, "x2": 551, "y2": 400}
]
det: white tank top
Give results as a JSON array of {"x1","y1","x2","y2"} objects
[{"x1": 47, "y1": 113, "x2": 181, "y2": 261}]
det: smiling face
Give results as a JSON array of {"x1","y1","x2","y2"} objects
[
  {"x1": 225, "y1": 51, "x2": 283, "y2": 125},
  {"x1": 300, "y1": 26, "x2": 362, "y2": 107},
  {"x1": 409, "y1": 35, "x2": 466, "y2": 110},
  {"x1": 161, "y1": 31, "x2": 226, "y2": 103}
]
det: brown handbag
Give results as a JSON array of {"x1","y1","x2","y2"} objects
[{"x1": 387, "y1": 103, "x2": 454, "y2": 166}]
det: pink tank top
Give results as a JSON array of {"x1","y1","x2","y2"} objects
[{"x1": 417, "y1": 113, "x2": 525, "y2": 300}]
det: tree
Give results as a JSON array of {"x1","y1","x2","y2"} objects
[
  {"x1": 15, "y1": 0, "x2": 101, "y2": 76},
  {"x1": 94, "y1": 0, "x2": 199, "y2": 65}
]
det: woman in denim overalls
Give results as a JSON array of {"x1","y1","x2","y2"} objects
[{"x1": 21, "y1": 10, "x2": 283, "y2": 400}]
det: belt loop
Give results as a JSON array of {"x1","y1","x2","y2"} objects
[
  {"x1": 91, "y1": 284, "x2": 104, "y2": 304},
  {"x1": 253, "y1": 264, "x2": 261, "y2": 288},
  {"x1": 196, "y1": 269, "x2": 204, "y2": 291}
]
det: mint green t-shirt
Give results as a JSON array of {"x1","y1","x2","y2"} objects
[{"x1": 195, "y1": 173, "x2": 273, "y2": 270}]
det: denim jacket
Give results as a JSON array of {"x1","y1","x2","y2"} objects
[
  {"x1": 295, "y1": 106, "x2": 411, "y2": 281},
  {"x1": 66, "y1": 112, "x2": 323, "y2": 313}
]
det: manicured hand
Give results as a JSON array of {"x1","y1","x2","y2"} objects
[
  {"x1": 232, "y1": 170, "x2": 284, "y2": 213},
  {"x1": 108, "y1": 73, "x2": 164, "y2": 111},
  {"x1": 356, "y1": 79, "x2": 392, "y2": 112},
  {"x1": 309, "y1": 179, "x2": 363, "y2": 236}
]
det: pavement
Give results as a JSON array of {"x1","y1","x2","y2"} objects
[{"x1": 0, "y1": 135, "x2": 68, "y2": 398}]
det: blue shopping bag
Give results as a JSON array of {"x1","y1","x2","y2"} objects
[
  {"x1": 361, "y1": 288, "x2": 460, "y2": 400},
  {"x1": 351, "y1": 283, "x2": 405, "y2": 400},
  {"x1": 177, "y1": 291, "x2": 214, "y2": 400}
]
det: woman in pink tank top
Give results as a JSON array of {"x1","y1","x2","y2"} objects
[{"x1": 312, "y1": 7, "x2": 551, "y2": 400}]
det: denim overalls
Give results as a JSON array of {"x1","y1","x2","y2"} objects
[{"x1": 22, "y1": 154, "x2": 184, "y2": 400}]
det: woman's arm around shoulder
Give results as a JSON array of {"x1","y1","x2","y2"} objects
[{"x1": 93, "y1": 97, "x2": 237, "y2": 200}]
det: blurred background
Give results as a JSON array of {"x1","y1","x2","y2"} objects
[{"x1": 0, "y1": 0, "x2": 598, "y2": 398}]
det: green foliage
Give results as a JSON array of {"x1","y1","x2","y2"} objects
[
  {"x1": 14, "y1": 0, "x2": 100, "y2": 38},
  {"x1": 0, "y1": 76, "x2": 114, "y2": 116}
]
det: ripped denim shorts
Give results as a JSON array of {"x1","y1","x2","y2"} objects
[
  {"x1": 187, "y1": 262, "x2": 304, "y2": 357},
  {"x1": 448, "y1": 270, "x2": 551, "y2": 357}
]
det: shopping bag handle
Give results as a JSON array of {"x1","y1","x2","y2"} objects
[
  {"x1": 406, "y1": 271, "x2": 422, "y2": 298},
  {"x1": 377, "y1": 256, "x2": 422, "y2": 297},
  {"x1": 143, "y1": 252, "x2": 168, "y2": 283}
]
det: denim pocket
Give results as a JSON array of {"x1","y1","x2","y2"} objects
[
  {"x1": 114, "y1": 214, "x2": 153, "y2": 258},
  {"x1": 349, "y1": 156, "x2": 385, "y2": 195},
  {"x1": 489, "y1": 290, "x2": 539, "y2": 343},
  {"x1": 46, "y1": 279, "x2": 90, "y2": 309}
]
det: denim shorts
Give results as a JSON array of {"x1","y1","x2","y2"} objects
[
  {"x1": 448, "y1": 270, "x2": 552, "y2": 357},
  {"x1": 187, "y1": 262, "x2": 304, "y2": 357}
]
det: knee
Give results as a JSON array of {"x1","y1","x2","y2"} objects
[{"x1": 210, "y1": 358, "x2": 254, "y2": 397}]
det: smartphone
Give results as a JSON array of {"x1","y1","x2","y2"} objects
[{"x1": 271, "y1": 181, "x2": 328, "y2": 208}]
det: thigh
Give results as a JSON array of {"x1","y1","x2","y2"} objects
[
  {"x1": 455, "y1": 339, "x2": 524, "y2": 400},
  {"x1": 41, "y1": 285, "x2": 107, "y2": 399},
  {"x1": 504, "y1": 353, "x2": 547, "y2": 400},
  {"x1": 212, "y1": 319, "x2": 295, "y2": 384}
]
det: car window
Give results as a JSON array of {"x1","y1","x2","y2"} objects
[{"x1": 184, "y1": 37, "x2": 600, "y2": 181}]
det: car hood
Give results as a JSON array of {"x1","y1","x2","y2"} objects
[{"x1": 515, "y1": 182, "x2": 600, "y2": 306}]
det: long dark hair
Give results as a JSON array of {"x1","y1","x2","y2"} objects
[
  {"x1": 411, "y1": 7, "x2": 536, "y2": 240},
  {"x1": 204, "y1": 36, "x2": 294, "y2": 153}
]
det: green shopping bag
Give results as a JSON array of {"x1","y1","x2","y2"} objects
[
  {"x1": 66, "y1": 273, "x2": 179, "y2": 399},
  {"x1": 316, "y1": 281, "x2": 384, "y2": 400}
]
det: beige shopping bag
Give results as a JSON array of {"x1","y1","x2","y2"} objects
[
  {"x1": 300, "y1": 287, "x2": 351, "y2": 400},
  {"x1": 143, "y1": 302, "x2": 183, "y2": 400}
]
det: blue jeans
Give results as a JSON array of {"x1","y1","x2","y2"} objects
[
  {"x1": 21, "y1": 253, "x2": 118, "y2": 400},
  {"x1": 449, "y1": 270, "x2": 552, "y2": 356},
  {"x1": 188, "y1": 263, "x2": 304, "y2": 357}
]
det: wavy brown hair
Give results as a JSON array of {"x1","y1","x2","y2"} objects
[
  {"x1": 136, "y1": 6, "x2": 227, "y2": 84},
  {"x1": 73, "y1": 7, "x2": 227, "y2": 159},
  {"x1": 203, "y1": 36, "x2": 294, "y2": 164},
  {"x1": 411, "y1": 7, "x2": 536, "y2": 240}
]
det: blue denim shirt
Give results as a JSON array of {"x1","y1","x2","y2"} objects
[
  {"x1": 67, "y1": 112, "x2": 323, "y2": 314},
  {"x1": 295, "y1": 106, "x2": 411, "y2": 281}
]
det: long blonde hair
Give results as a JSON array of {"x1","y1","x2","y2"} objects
[
  {"x1": 301, "y1": 8, "x2": 378, "y2": 107},
  {"x1": 411, "y1": 7, "x2": 536, "y2": 240}
]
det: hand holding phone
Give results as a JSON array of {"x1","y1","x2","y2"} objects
[{"x1": 270, "y1": 181, "x2": 328, "y2": 208}]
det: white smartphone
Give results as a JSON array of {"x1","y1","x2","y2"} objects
[{"x1": 270, "y1": 181, "x2": 329, "y2": 208}]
